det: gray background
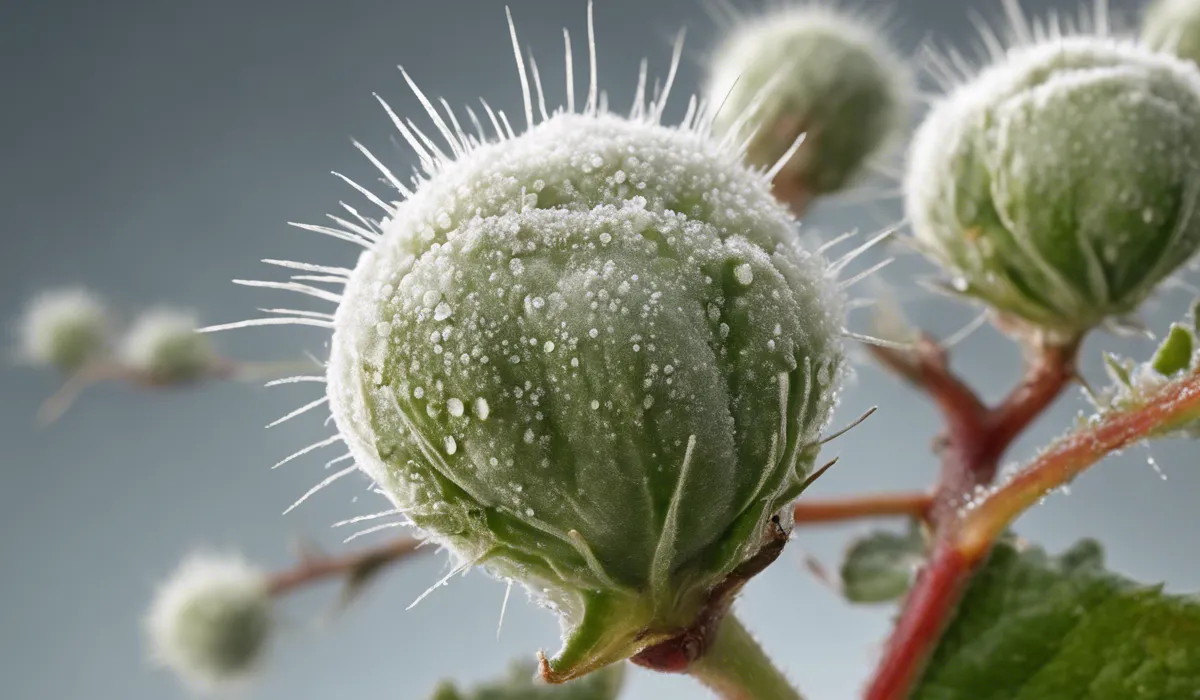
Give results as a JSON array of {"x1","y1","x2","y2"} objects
[{"x1": 2, "y1": 0, "x2": 1196, "y2": 698}]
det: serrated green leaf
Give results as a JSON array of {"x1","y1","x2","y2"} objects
[
  {"x1": 915, "y1": 539, "x2": 1200, "y2": 699},
  {"x1": 427, "y1": 660, "x2": 625, "y2": 700},
  {"x1": 1151, "y1": 323, "x2": 1194, "y2": 376},
  {"x1": 840, "y1": 526, "x2": 927, "y2": 604}
]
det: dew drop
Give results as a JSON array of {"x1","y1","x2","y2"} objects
[
  {"x1": 434, "y1": 302, "x2": 453, "y2": 321},
  {"x1": 447, "y1": 398, "x2": 465, "y2": 417},
  {"x1": 590, "y1": 399, "x2": 600, "y2": 410},
  {"x1": 444, "y1": 436, "x2": 458, "y2": 455},
  {"x1": 474, "y1": 397, "x2": 490, "y2": 420},
  {"x1": 523, "y1": 428, "x2": 536, "y2": 444},
  {"x1": 734, "y1": 263, "x2": 754, "y2": 285},
  {"x1": 1148, "y1": 456, "x2": 1168, "y2": 480}
]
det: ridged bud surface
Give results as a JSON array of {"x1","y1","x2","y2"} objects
[
  {"x1": 327, "y1": 113, "x2": 843, "y2": 679},
  {"x1": 908, "y1": 38, "x2": 1200, "y2": 340}
]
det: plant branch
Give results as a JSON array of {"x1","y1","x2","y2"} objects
[
  {"x1": 869, "y1": 335, "x2": 1078, "y2": 526},
  {"x1": 791, "y1": 491, "x2": 932, "y2": 525},
  {"x1": 862, "y1": 335, "x2": 1080, "y2": 699},
  {"x1": 957, "y1": 369, "x2": 1200, "y2": 560},
  {"x1": 863, "y1": 370, "x2": 1200, "y2": 699},
  {"x1": 688, "y1": 614, "x2": 806, "y2": 700},
  {"x1": 266, "y1": 536, "x2": 423, "y2": 597}
]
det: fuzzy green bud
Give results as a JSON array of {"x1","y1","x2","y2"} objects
[
  {"x1": 145, "y1": 552, "x2": 273, "y2": 691},
  {"x1": 18, "y1": 287, "x2": 109, "y2": 372},
  {"x1": 707, "y1": 6, "x2": 909, "y2": 200},
  {"x1": 1144, "y1": 0, "x2": 1200, "y2": 65},
  {"x1": 908, "y1": 37, "x2": 1200, "y2": 341},
  {"x1": 120, "y1": 309, "x2": 216, "y2": 384},
  {"x1": 328, "y1": 112, "x2": 843, "y2": 680}
]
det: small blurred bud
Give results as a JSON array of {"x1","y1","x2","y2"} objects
[
  {"x1": 707, "y1": 6, "x2": 910, "y2": 201},
  {"x1": 1143, "y1": 0, "x2": 1200, "y2": 65},
  {"x1": 18, "y1": 287, "x2": 109, "y2": 372},
  {"x1": 145, "y1": 552, "x2": 273, "y2": 691},
  {"x1": 120, "y1": 309, "x2": 216, "y2": 384}
]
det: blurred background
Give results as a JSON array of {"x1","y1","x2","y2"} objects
[{"x1": 2, "y1": 0, "x2": 1196, "y2": 698}]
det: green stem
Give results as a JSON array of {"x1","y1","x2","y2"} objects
[{"x1": 688, "y1": 615, "x2": 804, "y2": 700}]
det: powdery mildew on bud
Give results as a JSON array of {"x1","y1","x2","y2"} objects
[
  {"x1": 121, "y1": 309, "x2": 216, "y2": 383},
  {"x1": 17, "y1": 287, "x2": 109, "y2": 372},
  {"x1": 209, "y1": 3, "x2": 859, "y2": 682},
  {"x1": 706, "y1": 3, "x2": 910, "y2": 197},
  {"x1": 145, "y1": 552, "x2": 272, "y2": 691},
  {"x1": 908, "y1": 3, "x2": 1200, "y2": 341},
  {"x1": 1144, "y1": 0, "x2": 1200, "y2": 66}
]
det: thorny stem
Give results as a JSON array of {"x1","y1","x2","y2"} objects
[
  {"x1": 791, "y1": 491, "x2": 932, "y2": 525},
  {"x1": 266, "y1": 536, "x2": 422, "y2": 597},
  {"x1": 865, "y1": 370, "x2": 1200, "y2": 699},
  {"x1": 688, "y1": 614, "x2": 806, "y2": 700},
  {"x1": 863, "y1": 334, "x2": 1079, "y2": 700},
  {"x1": 956, "y1": 369, "x2": 1200, "y2": 560}
]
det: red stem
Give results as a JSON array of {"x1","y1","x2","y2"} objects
[
  {"x1": 791, "y1": 491, "x2": 932, "y2": 525},
  {"x1": 863, "y1": 335, "x2": 1078, "y2": 700},
  {"x1": 267, "y1": 536, "x2": 422, "y2": 597},
  {"x1": 862, "y1": 541, "x2": 970, "y2": 700}
]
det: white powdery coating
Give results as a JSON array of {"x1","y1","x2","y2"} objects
[
  {"x1": 120, "y1": 308, "x2": 212, "y2": 375},
  {"x1": 908, "y1": 34, "x2": 1200, "y2": 262},
  {"x1": 18, "y1": 287, "x2": 108, "y2": 369},
  {"x1": 327, "y1": 111, "x2": 841, "y2": 498},
  {"x1": 145, "y1": 552, "x2": 271, "y2": 691}
]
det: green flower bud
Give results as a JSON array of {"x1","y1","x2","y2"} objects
[
  {"x1": 145, "y1": 552, "x2": 273, "y2": 691},
  {"x1": 327, "y1": 90, "x2": 843, "y2": 681},
  {"x1": 18, "y1": 287, "x2": 109, "y2": 372},
  {"x1": 1144, "y1": 0, "x2": 1200, "y2": 65},
  {"x1": 429, "y1": 660, "x2": 624, "y2": 700},
  {"x1": 120, "y1": 309, "x2": 216, "y2": 384},
  {"x1": 706, "y1": 6, "x2": 909, "y2": 201},
  {"x1": 908, "y1": 36, "x2": 1200, "y2": 342}
]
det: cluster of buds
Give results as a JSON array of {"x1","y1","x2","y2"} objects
[{"x1": 17, "y1": 287, "x2": 218, "y2": 385}]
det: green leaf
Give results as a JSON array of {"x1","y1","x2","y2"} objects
[
  {"x1": 427, "y1": 660, "x2": 626, "y2": 700},
  {"x1": 1102, "y1": 352, "x2": 1133, "y2": 388},
  {"x1": 915, "y1": 539, "x2": 1200, "y2": 699},
  {"x1": 839, "y1": 526, "x2": 927, "y2": 604},
  {"x1": 1151, "y1": 323, "x2": 1194, "y2": 376}
]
